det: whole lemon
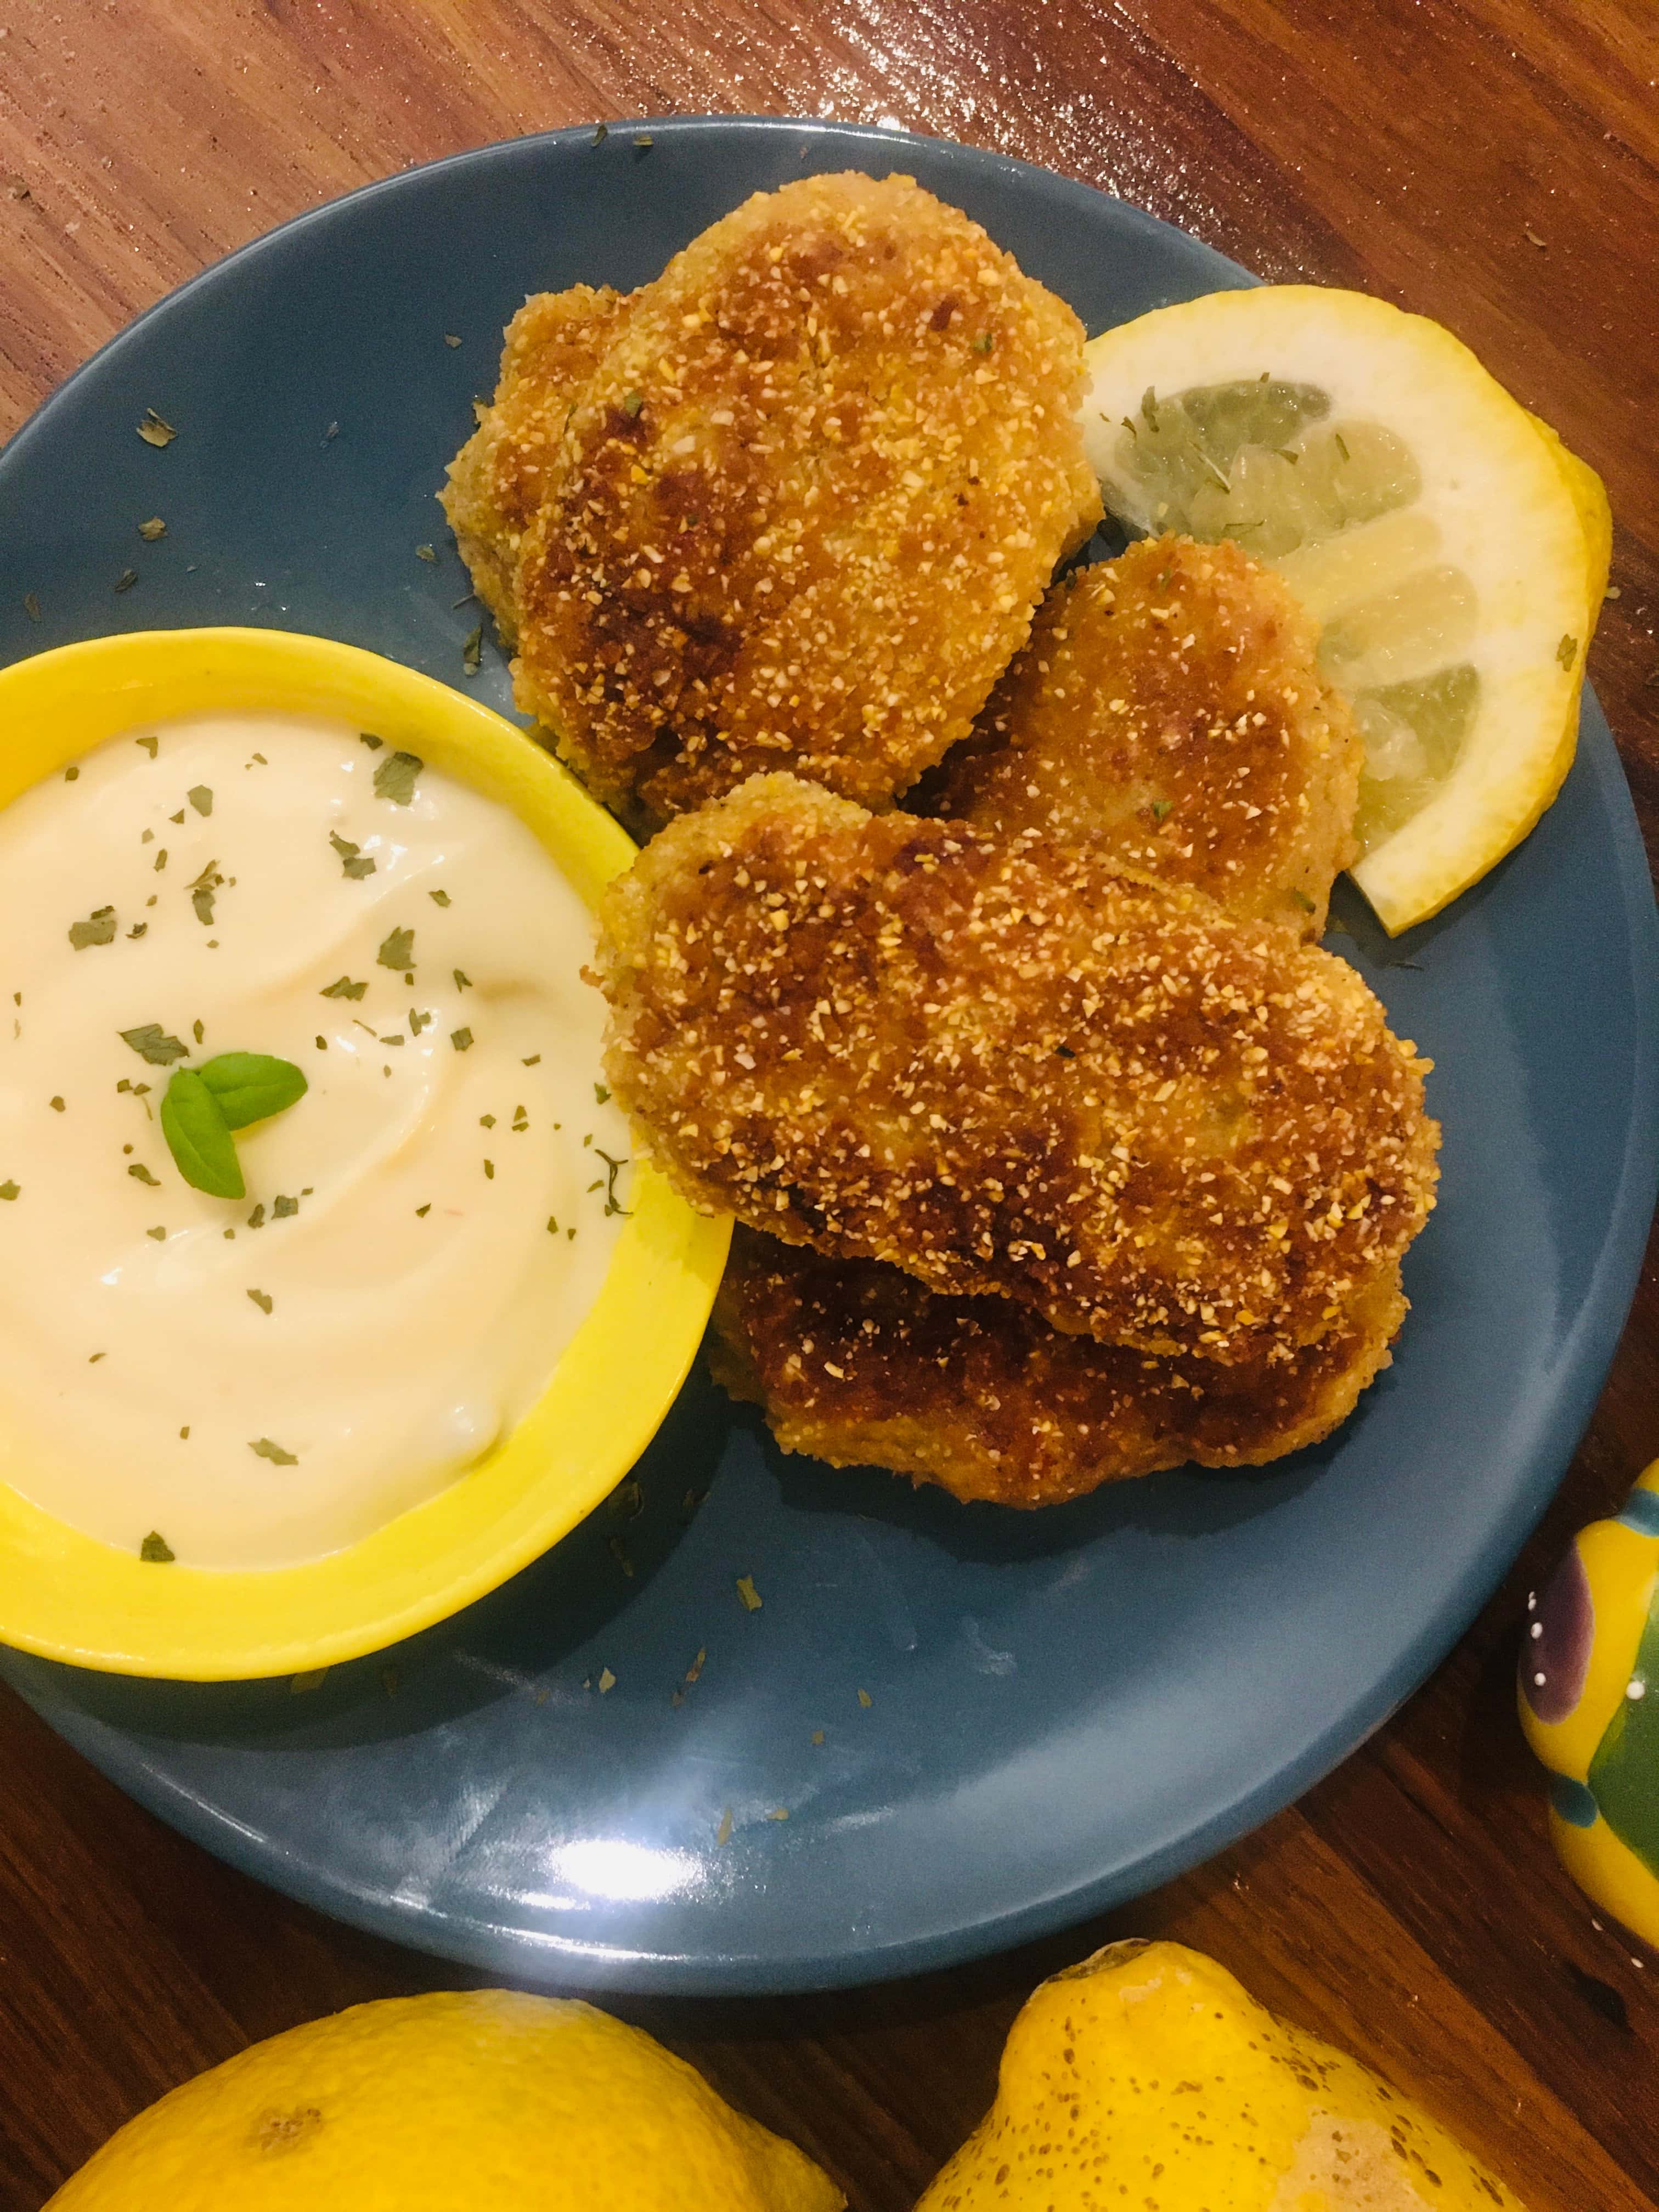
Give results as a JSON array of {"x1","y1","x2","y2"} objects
[
  {"x1": 47, "y1": 1989, "x2": 843, "y2": 2211},
  {"x1": 916, "y1": 1939, "x2": 1523, "y2": 2211}
]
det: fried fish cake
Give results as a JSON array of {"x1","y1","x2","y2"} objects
[
  {"x1": 511, "y1": 171, "x2": 1102, "y2": 826},
  {"x1": 440, "y1": 283, "x2": 633, "y2": 648},
  {"x1": 708, "y1": 548, "x2": 1379, "y2": 1500},
  {"x1": 711, "y1": 1228, "x2": 1406, "y2": 1505},
  {"x1": 933, "y1": 534, "x2": 1363, "y2": 937},
  {"x1": 592, "y1": 772, "x2": 1438, "y2": 1365}
]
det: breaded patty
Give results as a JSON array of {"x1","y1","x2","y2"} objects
[
  {"x1": 712, "y1": 1228, "x2": 1406, "y2": 1505},
  {"x1": 440, "y1": 283, "x2": 633, "y2": 648},
  {"x1": 933, "y1": 534, "x2": 1363, "y2": 938},
  {"x1": 709, "y1": 545, "x2": 1377, "y2": 1499},
  {"x1": 510, "y1": 172, "x2": 1101, "y2": 826},
  {"x1": 592, "y1": 773, "x2": 1438, "y2": 1365}
]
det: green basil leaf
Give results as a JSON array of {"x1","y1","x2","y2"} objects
[
  {"x1": 196, "y1": 1052, "x2": 308, "y2": 1131},
  {"x1": 160, "y1": 1069, "x2": 244, "y2": 1199}
]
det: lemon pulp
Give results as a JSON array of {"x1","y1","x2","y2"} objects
[{"x1": 1083, "y1": 289, "x2": 1607, "y2": 932}]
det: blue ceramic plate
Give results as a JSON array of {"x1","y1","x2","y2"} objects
[{"x1": 2, "y1": 118, "x2": 1655, "y2": 1995}]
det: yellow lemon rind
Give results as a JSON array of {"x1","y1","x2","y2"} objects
[{"x1": 48, "y1": 1990, "x2": 844, "y2": 2211}]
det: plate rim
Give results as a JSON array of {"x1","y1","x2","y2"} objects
[{"x1": 3, "y1": 111, "x2": 1656, "y2": 1995}]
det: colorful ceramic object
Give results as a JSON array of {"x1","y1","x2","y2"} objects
[{"x1": 1520, "y1": 1458, "x2": 1659, "y2": 1948}]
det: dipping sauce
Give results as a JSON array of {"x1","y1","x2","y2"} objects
[{"x1": 0, "y1": 714, "x2": 633, "y2": 1568}]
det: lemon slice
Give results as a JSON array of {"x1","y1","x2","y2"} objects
[{"x1": 1081, "y1": 287, "x2": 1609, "y2": 932}]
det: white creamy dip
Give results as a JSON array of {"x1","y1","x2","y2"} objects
[{"x1": 0, "y1": 713, "x2": 632, "y2": 1568}]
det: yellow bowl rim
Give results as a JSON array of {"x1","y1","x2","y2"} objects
[{"x1": 0, "y1": 625, "x2": 730, "y2": 1680}]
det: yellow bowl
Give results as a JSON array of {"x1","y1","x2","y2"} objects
[{"x1": 0, "y1": 627, "x2": 731, "y2": 1680}]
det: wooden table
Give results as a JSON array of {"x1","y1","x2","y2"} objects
[{"x1": 2, "y1": 4, "x2": 1656, "y2": 2205}]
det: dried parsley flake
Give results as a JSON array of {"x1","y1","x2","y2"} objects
[
  {"x1": 594, "y1": 1146, "x2": 631, "y2": 1217},
  {"x1": 121, "y1": 1023, "x2": 188, "y2": 1065},
  {"x1": 187, "y1": 857, "x2": 223, "y2": 925},
  {"x1": 69, "y1": 907, "x2": 117, "y2": 950},
  {"x1": 373, "y1": 749, "x2": 422, "y2": 806},
  {"x1": 376, "y1": 926, "x2": 415, "y2": 971},
  {"x1": 139, "y1": 1531, "x2": 175, "y2": 1562},
  {"x1": 249, "y1": 1437, "x2": 298, "y2": 1465},
  {"x1": 330, "y1": 830, "x2": 376, "y2": 879}
]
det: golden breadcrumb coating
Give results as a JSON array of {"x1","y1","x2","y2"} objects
[
  {"x1": 933, "y1": 534, "x2": 1363, "y2": 938},
  {"x1": 510, "y1": 171, "x2": 1101, "y2": 826},
  {"x1": 712, "y1": 1228, "x2": 1407, "y2": 1505},
  {"x1": 439, "y1": 283, "x2": 633, "y2": 648},
  {"x1": 592, "y1": 772, "x2": 1439, "y2": 1365},
  {"x1": 706, "y1": 543, "x2": 1379, "y2": 1500}
]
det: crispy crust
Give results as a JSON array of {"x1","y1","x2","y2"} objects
[
  {"x1": 439, "y1": 283, "x2": 633, "y2": 649},
  {"x1": 931, "y1": 534, "x2": 1363, "y2": 938},
  {"x1": 510, "y1": 172, "x2": 1101, "y2": 825},
  {"x1": 711, "y1": 1227, "x2": 1407, "y2": 1505},
  {"x1": 592, "y1": 773, "x2": 1439, "y2": 1365}
]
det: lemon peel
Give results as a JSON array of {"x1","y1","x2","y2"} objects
[
  {"x1": 917, "y1": 1938, "x2": 1525, "y2": 2209},
  {"x1": 47, "y1": 1990, "x2": 843, "y2": 2211}
]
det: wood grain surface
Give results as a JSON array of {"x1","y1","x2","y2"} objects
[{"x1": 2, "y1": 3, "x2": 1658, "y2": 2206}]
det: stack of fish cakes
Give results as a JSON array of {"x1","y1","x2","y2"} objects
[{"x1": 444, "y1": 172, "x2": 1440, "y2": 1509}]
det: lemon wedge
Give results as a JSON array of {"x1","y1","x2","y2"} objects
[{"x1": 1081, "y1": 287, "x2": 1609, "y2": 933}]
